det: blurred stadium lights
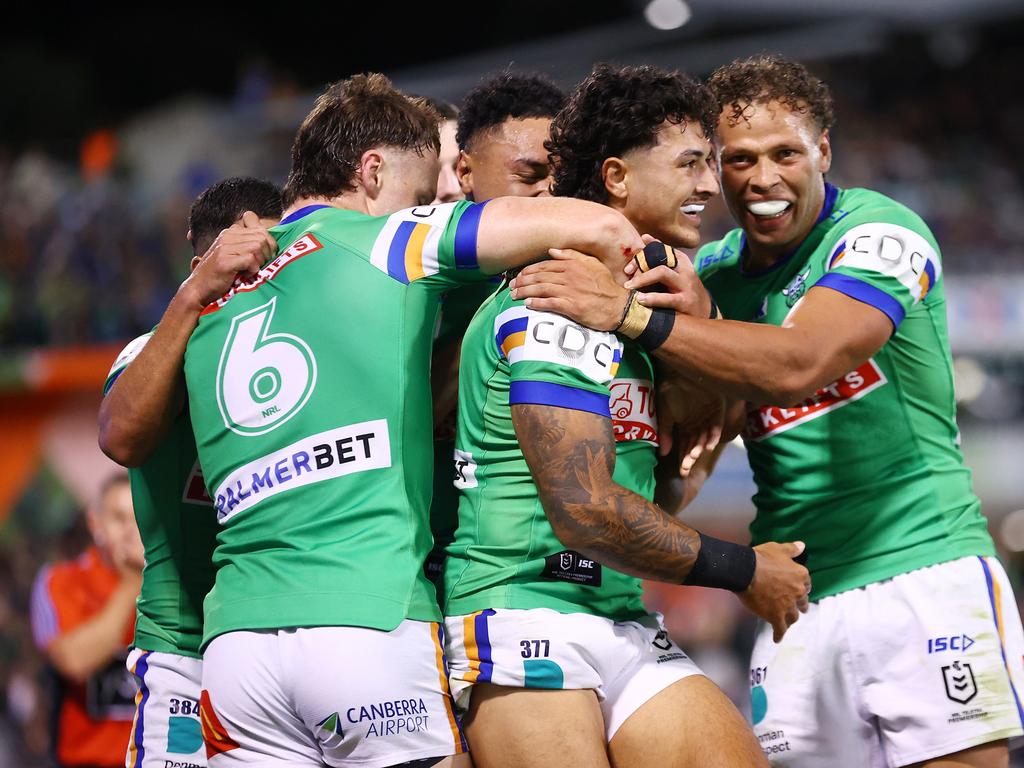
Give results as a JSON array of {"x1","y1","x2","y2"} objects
[
  {"x1": 644, "y1": 0, "x2": 692, "y2": 30},
  {"x1": 392, "y1": 0, "x2": 1023, "y2": 103}
]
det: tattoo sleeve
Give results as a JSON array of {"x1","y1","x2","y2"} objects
[{"x1": 511, "y1": 402, "x2": 700, "y2": 583}]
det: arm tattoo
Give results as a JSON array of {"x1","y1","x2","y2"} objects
[{"x1": 512, "y1": 403, "x2": 699, "y2": 583}]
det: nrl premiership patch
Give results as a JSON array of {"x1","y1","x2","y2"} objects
[{"x1": 540, "y1": 550, "x2": 602, "y2": 586}]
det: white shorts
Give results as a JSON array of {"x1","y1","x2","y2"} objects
[
  {"x1": 125, "y1": 648, "x2": 206, "y2": 768},
  {"x1": 749, "y1": 556, "x2": 1024, "y2": 767},
  {"x1": 444, "y1": 608, "x2": 703, "y2": 740},
  {"x1": 200, "y1": 621, "x2": 466, "y2": 767}
]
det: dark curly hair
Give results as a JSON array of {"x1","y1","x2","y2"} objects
[
  {"x1": 456, "y1": 72, "x2": 565, "y2": 151},
  {"x1": 546, "y1": 64, "x2": 717, "y2": 203},
  {"x1": 282, "y1": 73, "x2": 441, "y2": 207},
  {"x1": 708, "y1": 54, "x2": 834, "y2": 133}
]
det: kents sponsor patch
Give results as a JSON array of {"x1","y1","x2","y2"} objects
[
  {"x1": 744, "y1": 359, "x2": 886, "y2": 441},
  {"x1": 201, "y1": 233, "x2": 323, "y2": 315}
]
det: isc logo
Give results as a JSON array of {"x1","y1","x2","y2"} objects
[{"x1": 928, "y1": 634, "x2": 974, "y2": 654}]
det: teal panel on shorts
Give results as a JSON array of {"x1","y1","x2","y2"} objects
[
  {"x1": 523, "y1": 659, "x2": 564, "y2": 689},
  {"x1": 167, "y1": 715, "x2": 203, "y2": 754}
]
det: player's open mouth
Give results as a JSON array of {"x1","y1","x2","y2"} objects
[
  {"x1": 681, "y1": 203, "x2": 705, "y2": 215},
  {"x1": 747, "y1": 200, "x2": 792, "y2": 219}
]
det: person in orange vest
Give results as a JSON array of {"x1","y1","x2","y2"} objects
[{"x1": 30, "y1": 473, "x2": 143, "y2": 767}]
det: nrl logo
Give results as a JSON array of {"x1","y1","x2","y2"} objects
[
  {"x1": 942, "y1": 661, "x2": 978, "y2": 704},
  {"x1": 782, "y1": 267, "x2": 811, "y2": 307}
]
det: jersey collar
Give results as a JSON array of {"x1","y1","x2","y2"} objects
[{"x1": 279, "y1": 204, "x2": 331, "y2": 225}]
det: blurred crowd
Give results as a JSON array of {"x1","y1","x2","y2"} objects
[{"x1": 1, "y1": 44, "x2": 1023, "y2": 351}]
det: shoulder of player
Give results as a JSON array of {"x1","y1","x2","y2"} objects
[
  {"x1": 695, "y1": 228, "x2": 744, "y2": 279},
  {"x1": 493, "y1": 297, "x2": 622, "y2": 378},
  {"x1": 494, "y1": 297, "x2": 619, "y2": 345},
  {"x1": 830, "y1": 187, "x2": 937, "y2": 245},
  {"x1": 108, "y1": 331, "x2": 155, "y2": 370}
]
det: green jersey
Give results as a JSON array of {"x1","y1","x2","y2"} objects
[
  {"x1": 696, "y1": 184, "x2": 993, "y2": 600},
  {"x1": 443, "y1": 289, "x2": 659, "y2": 621},
  {"x1": 428, "y1": 281, "x2": 500, "y2": 585},
  {"x1": 104, "y1": 333, "x2": 218, "y2": 658},
  {"x1": 183, "y1": 202, "x2": 493, "y2": 647}
]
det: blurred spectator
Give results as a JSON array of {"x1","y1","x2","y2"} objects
[{"x1": 29, "y1": 474, "x2": 142, "y2": 768}]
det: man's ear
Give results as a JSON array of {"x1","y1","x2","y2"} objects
[
  {"x1": 456, "y1": 150, "x2": 473, "y2": 197},
  {"x1": 602, "y1": 156, "x2": 628, "y2": 204},
  {"x1": 359, "y1": 149, "x2": 385, "y2": 199},
  {"x1": 818, "y1": 130, "x2": 832, "y2": 175}
]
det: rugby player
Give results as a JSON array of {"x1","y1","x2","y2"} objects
[
  {"x1": 427, "y1": 74, "x2": 566, "y2": 588},
  {"x1": 510, "y1": 55, "x2": 1024, "y2": 768},
  {"x1": 443, "y1": 64, "x2": 809, "y2": 768},
  {"x1": 98, "y1": 177, "x2": 283, "y2": 768},
  {"x1": 455, "y1": 71, "x2": 565, "y2": 201},
  {"x1": 181, "y1": 73, "x2": 646, "y2": 768}
]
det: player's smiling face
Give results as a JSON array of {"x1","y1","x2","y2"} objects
[
  {"x1": 615, "y1": 120, "x2": 718, "y2": 250},
  {"x1": 717, "y1": 99, "x2": 831, "y2": 264}
]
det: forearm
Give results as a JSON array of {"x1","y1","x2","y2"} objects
[
  {"x1": 98, "y1": 285, "x2": 204, "y2": 465},
  {"x1": 47, "y1": 580, "x2": 137, "y2": 683},
  {"x1": 513, "y1": 403, "x2": 699, "y2": 583},
  {"x1": 550, "y1": 483, "x2": 701, "y2": 583},
  {"x1": 476, "y1": 197, "x2": 642, "y2": 275},
  {"x1": 655, "y1": 315, "x2": 816, "y2": 404}
]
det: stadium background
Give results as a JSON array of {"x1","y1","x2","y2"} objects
[{"x1": 1, "y1": 2, "x2": 1022, "y2": 762}]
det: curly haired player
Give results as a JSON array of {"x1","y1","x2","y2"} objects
[{"x1": 444, "y1": 64, "x2": 810, "y2": 768}]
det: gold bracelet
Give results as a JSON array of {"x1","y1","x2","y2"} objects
[{"x1": 617, "y1": 293, "x2": 653, "y2": 339}]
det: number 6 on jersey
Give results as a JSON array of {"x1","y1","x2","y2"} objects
[{"x1": 216, "y1": 297, "x2": 317, "y2": 436}]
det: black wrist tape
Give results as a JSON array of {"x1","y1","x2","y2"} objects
[
  {"x1": 682, "y1": 533, "x2": 757, "y2": 592},
  {"x1": 636, "y1": 307, "x2": 675, "y2": 352}
]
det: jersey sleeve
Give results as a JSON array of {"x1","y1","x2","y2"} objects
[
  {"x1": 103, "y1": 331, "x2": 155, "y2": 395},
  {"x1": 367, "y1": 200, "x2": 492, "y2": 289},
  {"x1": 496, "y1": 303, "x2": 623, "y2": 418},
  {"x1": 30, "y1": 566, "x2": 61, "y2": 650},
  {"x1": 814, "y1": 215, "x2": 942, "y2": 330}
]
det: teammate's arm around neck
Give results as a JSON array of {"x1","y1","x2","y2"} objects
[
  {"x1": 641, "y1": 285, "x2": 892, "y2": 405},
  {"x1": 474, "y1": 196, "x2": 643, "y2": 276}
]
